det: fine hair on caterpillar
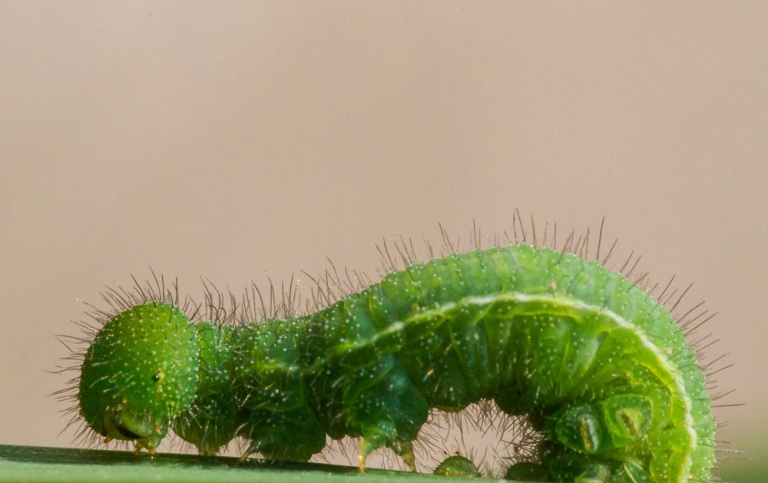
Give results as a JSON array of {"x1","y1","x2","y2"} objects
[{"x1": 55, "y1": 216, "x2": 725, "y2": 482}]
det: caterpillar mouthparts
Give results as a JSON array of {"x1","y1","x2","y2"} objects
[{"x1": 61, "y1": 225, "x2": 719, "y2": 482}]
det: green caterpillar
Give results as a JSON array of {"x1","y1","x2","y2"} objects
[{"x1": 64, "y1": 235, "x2": 717, "y2": 482}]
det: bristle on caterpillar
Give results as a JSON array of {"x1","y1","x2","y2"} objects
[{"x1": 56, "y1": 216, "x2": 722, "y2": 482}]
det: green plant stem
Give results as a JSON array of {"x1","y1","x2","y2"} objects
[{"x1": 0, "y1": 445, "x2": 530, "y2": 483}]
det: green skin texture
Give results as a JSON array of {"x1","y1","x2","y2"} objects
[{"x1": 77, "y1": 245, "x2": 715, "y2": 482}]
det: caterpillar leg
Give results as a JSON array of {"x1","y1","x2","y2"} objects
[
  {"x1": 548, "y1": 394, "x2": 653, "y2": 455},
  {"x1": 520, "y1": 444, "x2": 646, "y2": 482},
  {"x1": 536, "y1": 393, "x2": 658, "y2": 482},
  {"x1": 132, "y1": 434, "x2": 161, "y2": 457},
  {"x1": 358, "y1": 421, "x2": 417, "y2": 472},
  {"x1": 396, "y1": 441, "x2": 417, "y2": 472},
  {"x1": 344, "y1": 357, "x2": 428, "y2": 473},
  {"x1": 541, "y1": 448, "x2": 652, "y2": 483}
]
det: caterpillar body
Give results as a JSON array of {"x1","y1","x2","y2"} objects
[{"x1": 63, "y1": 237, "x2": 717, "y2": 482}]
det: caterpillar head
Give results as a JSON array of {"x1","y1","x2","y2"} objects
[{"x1": 78, "y1": 302, "x2": 200, "y2": 453}]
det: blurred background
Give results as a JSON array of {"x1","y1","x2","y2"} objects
[{"x1": 1, "y1": 2, "x2": 766, "y2": 481}]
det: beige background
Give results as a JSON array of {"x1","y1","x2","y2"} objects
[{"x1": 1, "y1": 1, "x2": 766, "y2": 477}]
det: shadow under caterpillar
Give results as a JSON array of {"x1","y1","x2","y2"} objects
[{"x1": 58, "y1": 222, "x2": 719, "y2": 482}]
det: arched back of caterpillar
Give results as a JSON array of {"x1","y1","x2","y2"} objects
[{"x1": 57, "y1": 219, "x2": 720, "y2": 482}]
